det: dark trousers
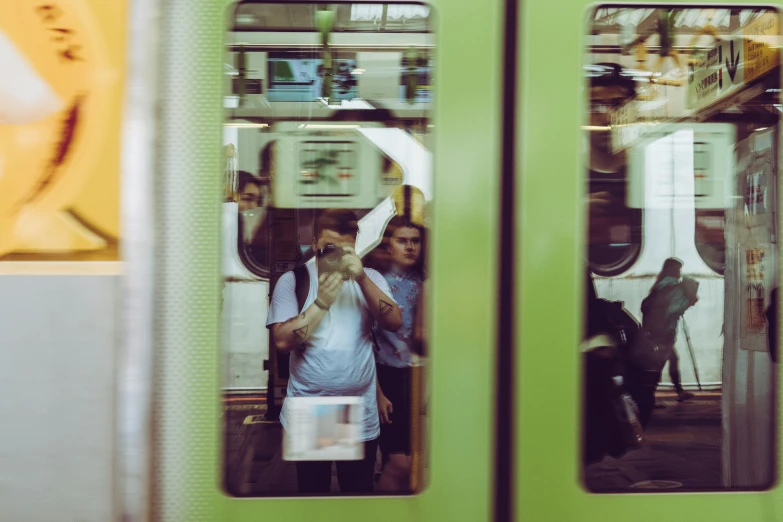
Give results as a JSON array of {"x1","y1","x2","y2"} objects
[
  {"x1": 668, "y1": 348, "x2": 683, "y2": 394},
  {"x1": 295, "y1": 438, "x2": 378, "y2": 494}
]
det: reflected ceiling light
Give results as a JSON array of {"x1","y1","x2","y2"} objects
[
  {"x1": 351, "y1": 4, "x2": 430, "y2": 21},
  {"x1": 317, "y1": 98, "x2": 374, "y2": 110},
  {"x1": 351, "y1": 69, "x2": 366, "y2": 75},
  {"x1": 224, "y1": 122, "x2": 269, "y2": 128},
  {"x1": 582, "y1": 125, "x2": 611, "y2": 131},
  {"x1": 236, "y1": 15, "x2": 255, "y2": 24},
  {"x1": 298, "y1": 124, "x2": 361, "y2": 129},
  {"x1": 756, "y1": 127, "x2": 769, "y2": 132}
]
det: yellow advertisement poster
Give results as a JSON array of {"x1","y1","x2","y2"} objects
[
  {"x1": 744, "y1": 12, "x2": 781, "y2": 84},
  {"x1": 0, "y1": 0, "x2": 126, "y2": 260}
]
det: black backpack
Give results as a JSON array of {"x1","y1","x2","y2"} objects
[{"x1": 583, "y1": 270, "x2": 646, "y2": 464}]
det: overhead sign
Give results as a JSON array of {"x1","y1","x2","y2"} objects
[
  {"x1": 270, "y1": 123, "x2": 385, "y2": 209},
  {"x1": 687, "y1": 38, "x2": 745, "y2": 111},
  {"x1": 744, "y1": 13, "x2": 781, "y2": 83},
  {"x1": 610, "y1": 100, "x2": 641, "y2": 154},
  {"x1": 610, "y1": 95, "x2": 668, "y2": 154},
  {"x1": 627, "y1": 123, "x2": 736, "y2": 210},
  {"x1": 266, "y1": 52, "x2": 358, "y2": 103},
  {"x1": 688, "y1": 13, "x2": 781, "y2": 111}
]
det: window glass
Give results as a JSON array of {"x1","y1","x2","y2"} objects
[
  {"x1": 583, "y1": 6, "x2": 780, "y2": 492},
  {"x1": 232, "y1": 3, "x2": 432, "y2": 33},
  {"x1": 586, "y1": 64, "x2": 642, "y2": 275},
  {"x1": 222, "y1": 1, "x2": 433, "y2": 497}
]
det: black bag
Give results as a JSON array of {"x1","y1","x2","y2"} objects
[
  {"x1": 583, "y1": 270, "x2": 645, "y2": 464},
  {"x1": 590, "y1": 294, "x2": 662, "y2": 428},
  {"x1": 592, "y1": 297, "x2": 640, "y2": 352},
  {"x1": 627, "y1": 331, "x2": 672, "y2": 373}
]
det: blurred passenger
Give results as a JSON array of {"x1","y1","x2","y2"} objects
[
  {"x1": 767, "y1": 287, "x2": 778, "y2": 364},
  {"x1": 641, "y1": 258, "x2": 698, "y2": 403},
  {"x1": 365, "y1": 215, "x2": 427, "y2": 492},
  {"x1": 237, "y1": 170, "x2": 262, "y2": 212},
  {"x1": 266, "y1": 209, "x2": 402, "y2": 494},
  {"x1": 584, "y1": 191, "x2": 646, "y2": 464}
]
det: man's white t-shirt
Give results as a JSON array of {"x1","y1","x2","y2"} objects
[{"x1": 266, "y1": 262, "x2": 396, "y2": 442}]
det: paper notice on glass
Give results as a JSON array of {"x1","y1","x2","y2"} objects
[{"x1": 283, "y1": 396, "x2": 363, "y2": 461}]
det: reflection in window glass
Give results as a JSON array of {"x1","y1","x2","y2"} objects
[
  {"x1": 586, "y1": 63, "x2": 642, "y2": 275},
  {"x1": 583, "y1": 6, "x2": 780, "y2": 492},
  {"x1": 232, "y1": 3, "x2": 432, "y2": 32},
  {"x1": 221, "y1": 1, "x2": 433, "y2": 497},
  {"x1": 588, "y1": 167, "x2": 642, "y2": 275}
]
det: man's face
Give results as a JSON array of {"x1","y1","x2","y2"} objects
[
  {"x1": 589, "y1": 85, "x2": 628, "y2": 126},
  {"x1": 238, "y1": 182, "x2": 261, "y2": 212},
  {"x1": 312, "y1": 229, "x2": 357, "y2": 253}
]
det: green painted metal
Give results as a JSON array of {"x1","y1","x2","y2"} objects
[
  {"x1": 516, "y1": 1, "x2": 783, "y2": 521},
  {"x1": 156, "y1": 0, "x2": 503, "y2": 520}
]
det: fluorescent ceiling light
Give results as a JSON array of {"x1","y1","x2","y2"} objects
[
  {"x1": 317, "y1": 98, "x2": 374, "y2": 110},
  {"x1": 298, "y1": 124, "x2": 361, "y2": 129},
  {"x1": 224, "y1": 122, "x2": 269, "y2": 128}
]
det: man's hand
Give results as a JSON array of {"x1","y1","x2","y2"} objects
[
  {"x1": 317, "y1": 271, "x2": 344, "y2": 307},
  {"x1": 341, "y1": 246, "x2": 366, "y2": 283}
]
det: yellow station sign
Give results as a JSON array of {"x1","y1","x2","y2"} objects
[
  {"x1": 0, "y1": 0, "x2": 126, "y2": 260},
  {"x1": 744, "y1": 12, "x2": 781, "y2": 84}
]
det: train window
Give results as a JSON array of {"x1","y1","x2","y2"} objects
[
  {"x1": 232, "y1": 3, "x2": 432, "y2": 33},
  {"x1": 222, "y1": 1, "x2": 433, "y2": 497},
  {"x1": 583, "y1": 6, "x2": 780, "y2": 492}
]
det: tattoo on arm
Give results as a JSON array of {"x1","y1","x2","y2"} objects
[
  {"x1": 293, "y1": 325, "x2": 309, "y2": 343},
  {"x1": 379, "y1": 299, "x2": 394, "y2": 316}
]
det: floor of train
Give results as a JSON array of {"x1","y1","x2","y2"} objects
[
  {"x1": 223, "y1": 396, "x2": 427, "y2": 495},
  {"x1": 584, "y1": 390, "x2": 722, "y2": 491},
  {"x1": 223, "y1": 390, "x2": 721, "y2": 494}
]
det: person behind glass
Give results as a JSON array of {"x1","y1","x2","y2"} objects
[
  {"x1": 766, "y1": 287, "x2": 778, "y2": 364},
  {"x1": 266, "y1": 209, "x2": 403, "y2": 494},
  {"x1": 642, "y1": 258, "x2": 698, "y2": 403},
  {"x1": 364, "y1": 215, "x2": 426, "y2": 493},
  {"x1": 236, "y1": 170, "x2": 262, "y2": 212}
]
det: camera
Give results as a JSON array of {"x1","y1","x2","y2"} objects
[{"x1": 317, "y1": 244, "x2": 350, "y2": 280}]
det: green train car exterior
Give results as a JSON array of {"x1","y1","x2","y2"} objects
[
  {"x1": 147, "y1": 0, "x2": 783, "y2": 520},
  {"x1": 3, "y1": 0, "x2": 783, "y2": 521},
  {"x1": 151, "y1": 0, "x2": 501, "y2": 521}
]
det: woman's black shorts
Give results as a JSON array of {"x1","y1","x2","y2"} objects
[{"x1": 377, "y1": 364, "x2": 412, "y2": 457}]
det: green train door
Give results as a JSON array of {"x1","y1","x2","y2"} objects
[
  {"x1": 151, "y1": 0, "x2": 507, "y2": 521},
  {"x1": 517, "y1": 2, "x2": 782, "y2": 521}
]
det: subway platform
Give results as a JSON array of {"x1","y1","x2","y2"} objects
[{"x1": 584, "y1": 390, "x2": 722, "y2": 492}]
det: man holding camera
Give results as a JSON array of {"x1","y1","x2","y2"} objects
[{"x1": 266, "y1": 209, "x2": 403, "y2": 494}]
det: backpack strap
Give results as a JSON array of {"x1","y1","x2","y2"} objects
[{"x1": 293, "y1": 264, "x2": 310, "y2": 313}]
